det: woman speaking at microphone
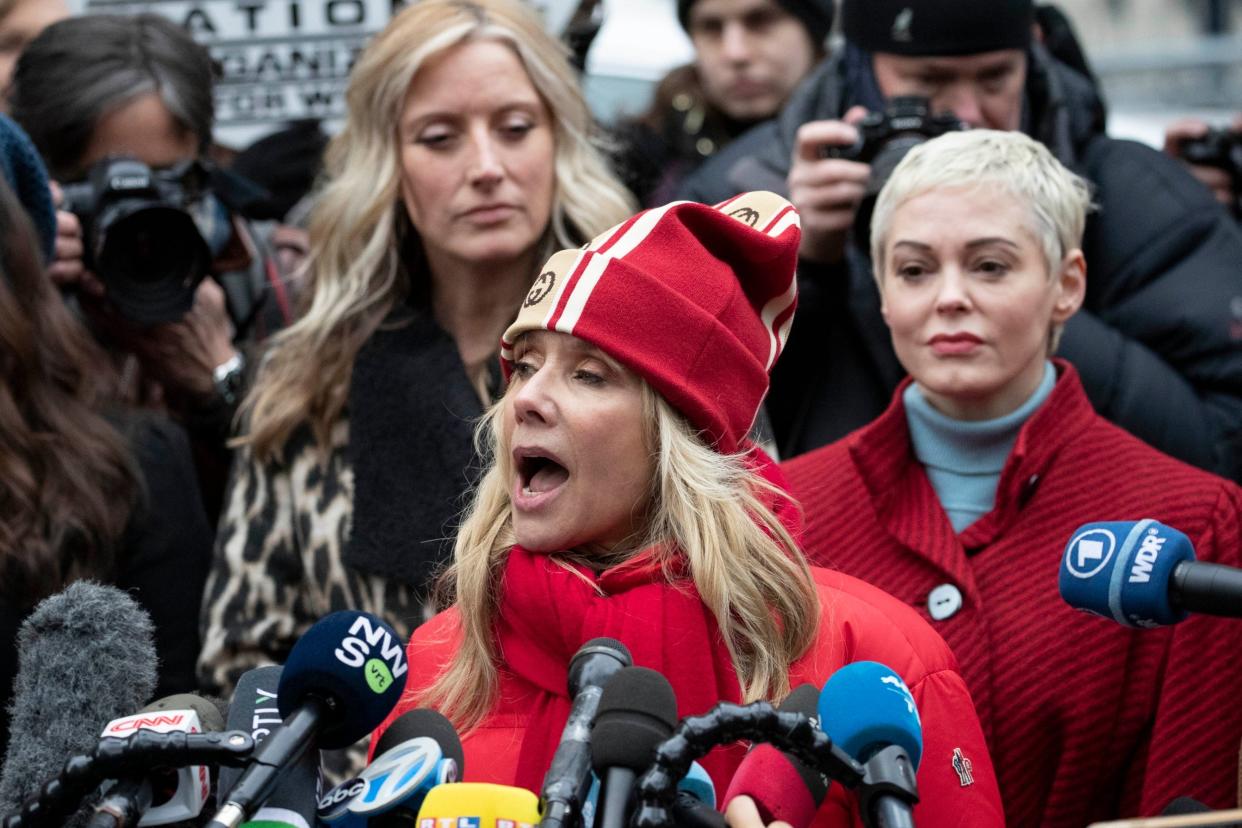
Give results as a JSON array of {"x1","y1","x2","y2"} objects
[
  {"x1": 373, "y1": 191, "x2": 1005, "y2": 826},
  {"x1": 782, "y1": 130, "x2": 1242, "y2": 823}
]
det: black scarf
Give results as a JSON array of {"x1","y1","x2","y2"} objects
[{"x1": 343, "y1": 303, "x2": 495, "y2": 592}]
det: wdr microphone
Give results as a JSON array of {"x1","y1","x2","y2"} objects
[
  {"x1": 818, "y1": 662, "x2": 922, "y2": 828},
  {"x1": 206, "y1": 611, "x2": 408, "y2": 828},
  {"x1": 317, "y1": 709, "x2": 463, "y2": 827},
  {"x1": 1060, "y1": 519, "x2": 1242, "y2": 627},
  {"x1": 590, "y1": 667, "x2": 679, "y2": 828},
  {"x1": 538, "y1": 637, "x2": 632, "y2": 828},
  {"x1": 416, "y1": 783, "x2": 540, "y2": 828},
  {"x1": 88, "y1": 694, "x2": 223, "y2": 827},
  {"x1": 723, "y1": 684, "x2": 830, "y2": 828},
  {"x1": 0, "y1": 582, "x2": 158, "y2": 820}
]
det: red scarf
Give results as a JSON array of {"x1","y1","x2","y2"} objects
[{"x1": 493, "y1": 446, "x2": 801, "y2": 794}]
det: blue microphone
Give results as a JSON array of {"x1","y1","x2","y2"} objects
[
  {"x1": 818, "y1": 661, "x2": 921, "y2": 828},
  {"x1": 206, "y1": 611, "x2": 408, "y2": 828},
  {"x1": 318, "y1": 708, "x2": 463, "y2": 827},
  {"x1": 1060, "y1": 519, "x2": 1242, "y2": 626}
]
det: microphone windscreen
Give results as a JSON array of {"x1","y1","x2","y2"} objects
[
  {"x1": 680, "y1": 761, "x2": 717, "y2": 809},
  {"x1": 818, "y1": 661, "x2": 923, "y2": 769},
  {"x1": 277, "y1": 610, "x2": 409, "y2": 749},
  {"x1": 221, "y1": 664, "x2": 323, "y2": 823},
  {"x1": 0, "y1": 581, "x2": 157, "y2": 816},
  {"x1": 373, "y1": 708, "x2": 465, "y2": 775},
  {"x1": 1059, "y1": 519, "x2": 1195, "y2": 627},
  {"x1": 723, "y1": 684, "x2": 827, "y2": 828},
  {"x1": 220, "y1": 665, "x2": 284, "y2": 799},
  {"x1": 568, "y1": 637, "x2": 632, "y2": 696},
  {"x1": 1161, "y1": 796, "x2": 1213, "y2": 814},
  {"x1": 416, "y1": 782, "x2": 540, "y2": 827},
  {"x1": 142, "y1": 692, "x2": 226, "y2": 732},
  {"x1": 590, "y1": 666, "x2": 678, "y2": 772}
]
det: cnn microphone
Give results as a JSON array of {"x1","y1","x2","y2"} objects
[
  {"x1": 205, "y1": 611, "x2": 408, "y2": 828},
  {"x1": 590, "y1": 667, "x2": 679, "y2": 828},
  {"x1": 218, "y1": 666, "x2": 321, "y2": 828},
  {"x1": 723, "y1": 684, "x2": 830, "y2": 828},
  {"x1": 1060, "y1": 519, "x2": 1242, "y2": 627},
  {"x1": 538, "y1": 637, "x2": 632, "y2": 828},
  {"x1": 0, "y1": 582, "x2": 158, "y2": 823},
  {"x1": 317, "y1": 708, "x2": 463, "y2": 827},
  {"x1": 87, "y1": 693, "x2": 223, "y2": 827},
  {"x1": 416, "y1": 783, "x2": 541, "y2": 828},
  {"x1": 818, "y1": 662, "x2": 922, "y2": 828}
]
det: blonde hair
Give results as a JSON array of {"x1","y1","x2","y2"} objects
[
  {"x1": 240, "y1": 0, "x2": 636, "y2": 459},
  {"x1": 870, "y1": 129, "x2": 1093, "y2": 276},
  {"x1": 418, "y1": 381, "x2": 820, "y2": 731},
  {"x1": 869, "y1": 129, "x2": 1092, "y2": 352}
]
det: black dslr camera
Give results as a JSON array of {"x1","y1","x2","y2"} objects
[
  {"x1": 1177, "y1": 127, "x2": 1242, "y2": 215},
  {"x1": 818, "y1": 96, "x2": 966, "y2": 165},
  {"x1": 60, "y1": 157, "x2": 215, "y2": 326},
  {"x1": 819, "y1": 97, "x2": 967, "y2": 250}
]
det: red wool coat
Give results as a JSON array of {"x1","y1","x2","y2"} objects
[
  {"x1": 375, "y1": 556, "x2": 1006, "y2": 827},
  {"x1": 782, "y1": 362, "x2": 1242, "y2": 826}
]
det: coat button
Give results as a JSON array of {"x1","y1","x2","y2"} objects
[{"x1": 928, "y1": 584, "x2": 963, "y2": 621}]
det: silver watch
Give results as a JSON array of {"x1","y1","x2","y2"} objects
[{"x1": 212, "y1": 352, "x2": 246, "y2": 406}]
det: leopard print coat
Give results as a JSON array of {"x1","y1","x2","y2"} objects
[{"x1": 196, "y1": 418, "x2": 435, "y2": 697}]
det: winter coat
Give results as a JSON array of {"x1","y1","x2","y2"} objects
[
  {"x1": 376, "y1": 549, "x2": 1007, "y2": 827},
  {"x1": 197, "y1": 302, "x2": 492, "y2": 698},
  {"x1": 781, "y1": 362, "x2": 1242, "y2": 824},
  {"x1": 680, "y1": 45, "x2": 1242, "y2": 480}
]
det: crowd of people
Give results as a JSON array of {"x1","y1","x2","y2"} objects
[{"x1": 1, "y1": 0, "x2": 1241, "y2": 824}]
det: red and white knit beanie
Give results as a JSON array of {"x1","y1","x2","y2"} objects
[{"x1": 501, "y1": 191, "x2": 800, "y2": 455}]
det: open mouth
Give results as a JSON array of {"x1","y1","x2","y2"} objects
[{"x1": 516, "y1": 451, "x2": 570, "y2": 497}]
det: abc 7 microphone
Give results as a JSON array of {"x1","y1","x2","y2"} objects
[
  {"x1": 317, "y1": 708, "x2": 464, "y2": 827},
  {"x1": 206, "y1": 610, "x2": 408, "y2": 828}
]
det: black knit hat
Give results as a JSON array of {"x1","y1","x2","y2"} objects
[
  {"x1": 678, "y1": 0, "x2": 835, "y2": 47},
  {"x1": 842, "y1": 0, "x2": 1034, "y2": 56}
]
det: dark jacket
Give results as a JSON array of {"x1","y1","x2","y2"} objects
[
  {"x1": 681, "y1": 45, "x2": 1242, "y2": 480},
  {"x1": 0, "y1": 413, "x2": 211, "y2": 753},
  {"x1": 782, "y1": 362, "x2": 1242, "y2": 822}
]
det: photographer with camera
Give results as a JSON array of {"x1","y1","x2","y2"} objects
[
  {"x1": 1164, "y1": 114, "x2": 1242, "y2": 219},
  {"x1": 8, "y1": 13, "x2": 298, "y2": 518},
  {"x1": 681, "y1": 0, "x2": 1242, "y2": 484}
]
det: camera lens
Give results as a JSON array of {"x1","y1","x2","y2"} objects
[{"x1": 96, "y1": 204, "x2": 211, "y2": 325}]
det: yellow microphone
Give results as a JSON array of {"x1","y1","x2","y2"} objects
[{"x1": 415, "y1": 782, "x2": 540, "y2": 828}]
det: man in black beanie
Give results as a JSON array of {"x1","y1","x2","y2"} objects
[
  {"x1": 613, "y1": 0, "x2": 831, "y2": 205},
  {"x1": 680, "y1": 0, "x2": 1242, "y2": 477}
]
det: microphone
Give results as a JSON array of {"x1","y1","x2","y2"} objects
[
  {"x1": 538, "y1": 637, "x2": 632, "y2": 828},
  {"x1": 87, "y1": 694, "x2": 223, "y2": 827},
  {"x1": 317, "y1": 708, "x2": 463, "y2": 827},
  {"x1": 722, "y1": 684, "x2": 830, "y2": 828},
  {"x1": 1060, "y1": 519, "x2": 1242, "y2": 627},
  {"x1": 671, "y1": 763, "x2": 722, "y2": 828},
  {"x1": 205, "y1": 611, "x2": 408, "y2": 828},
  {"x1": 218, "y1": 666, "x2": 321, "y2": 828},
  {"x1": 416, "y1": 783, "x2": 540, "y2": 828},
  {"x1": 818, "y1": 662, "x2": 922, "y2": 828},
  {"x1": 0, "y1": 582, "x2": 158, "y2": 823},
  {"x1": 590, "y1": 666, "x2": 679, "y2": 828}
]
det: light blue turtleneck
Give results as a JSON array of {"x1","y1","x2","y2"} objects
[{"x1": 903, "y1": 362, "x2": 1056, "y2": 532}]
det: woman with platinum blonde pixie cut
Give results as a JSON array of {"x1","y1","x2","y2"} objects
[
  {"x1": 198, "y1": 0, "x2": 636, "y2": 701},
  {"x1": 375, "y1": 191, "x2": 1006, "y2": 827},
  {"x1": 784, "y1": 130, "x2": 1242, "y2": 823}
]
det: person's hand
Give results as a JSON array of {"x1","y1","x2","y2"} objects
[
  {"x1": 47, "y1": 181, "x2": 104, "y2": 296},
  {"x1": 725, "y1": 795, "x2": 792, "y2": 828},
  {"x1": 787, "y1": 106, "x2": 872, "y2": 265},
  {"x1": 129, "y1": 277, "x2": 238, "y2": 403},
  {"x1": 1163, "y1": 115, "x2": 1242, "y2": 209}
]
